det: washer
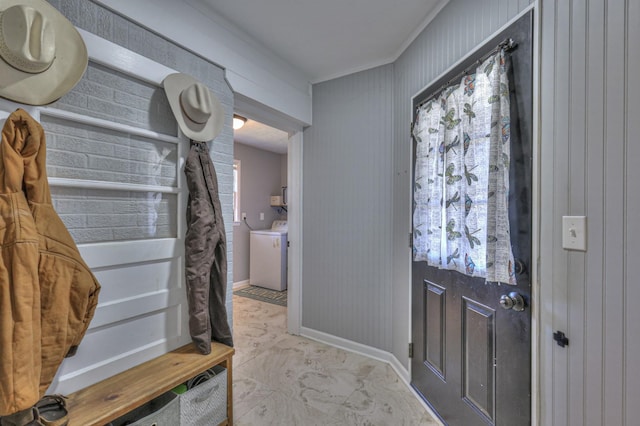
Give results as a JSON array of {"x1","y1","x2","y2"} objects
[{"x1": 249, "y1": 220, "x2": 287, "y2": 291}]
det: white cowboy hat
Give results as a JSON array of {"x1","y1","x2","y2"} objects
[
  {"x1": 0, "y1": 0, "x2": 88, "y2": 105},
  {"x1": 162, "y1": 73, "x2": 224, "y2": 142}
]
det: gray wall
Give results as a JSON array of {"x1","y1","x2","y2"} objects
[
  {"x1": 303, "y1": 64, "x2": 393, "y2": 350},
  {"x1": 233, "y1": 143, "x2": 287, "y2": 283},
  {"x1": 539, "y1": 0, "x2": 640, "y2": 424},
  {"x1": 391, "y1": 0, "x2": 533, "y2": 366},
  {"x1": 47, "y1": 0, "x2": 235, "y2": 317},
  {"x1": 303, "y1": 0, "x2": 533, "y2": 364}
]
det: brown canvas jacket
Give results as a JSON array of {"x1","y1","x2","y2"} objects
[{"x1": 0, "y1": 109, "x2": 101, "y2": 415}]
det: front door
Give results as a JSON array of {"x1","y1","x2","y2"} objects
[{"x1": 411, "y1": 12, "x2": 533, "y2": 426}]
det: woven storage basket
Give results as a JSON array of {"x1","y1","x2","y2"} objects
[
  {"x1": 108, "y1": 391, "x2": 179, "y2": 426},
  {"x1": 179, "y1": 365, "x2": 227, "y2": 426}
]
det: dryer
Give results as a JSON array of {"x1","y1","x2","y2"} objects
[{"x1": 249, "y1": 220, "x2": 287, "y2": 291}]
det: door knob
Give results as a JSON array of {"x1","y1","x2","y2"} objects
[{"x1": 499, "y1": 292, "x2": 525, "y2": 311}]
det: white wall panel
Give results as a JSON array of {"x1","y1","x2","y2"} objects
[
  {"x1": 92, "y1": 258, "x2": 181, "y2": 301},
  {"x1": 625, "y1": 3, "x2": 640, "y2": 424},
  {"x1": 51, "y1": 305, "x2": 184, "y2": 394},
  {"x1": 539, "y1": 0, "x2": 639, "y2": 424},
  {"x1": 566, "y1": 2, "x2": 588, "y2": 424}
]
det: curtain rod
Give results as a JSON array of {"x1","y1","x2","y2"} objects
[{"x1": 415, "y1": 37, "x2": 517, "y2": 111}]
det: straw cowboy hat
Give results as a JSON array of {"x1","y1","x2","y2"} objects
[
  {"x1": 163, "y1": 73, "x2": 224, "y2": 142},
  {"x1": 0, "y1": 0, "x2": 88, "y2": 105}
]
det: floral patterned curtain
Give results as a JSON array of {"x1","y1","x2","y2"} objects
[{"x1": 412, "y1": 50, "x2": 516, "y2": 285}]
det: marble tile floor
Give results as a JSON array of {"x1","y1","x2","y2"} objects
[{"x1": 232, "y1": 294, "x2": 442, "y2": 425}]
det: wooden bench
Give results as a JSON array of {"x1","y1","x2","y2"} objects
[{"x1": 66, "y1": 342, "x2": 234, "y2": 426}]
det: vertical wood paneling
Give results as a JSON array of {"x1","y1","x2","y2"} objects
[
  {"x1": 583, "y1": 0, "x2": 606, "y2": 423},
  {"x1": 392, "y1": 0, "x2": 533, "y2": 366},
  {"x1": 625, "y1": 2, "x2": 640, "y2": 424},
  {"x1": 303, "y1": 65, "x2": 393, "y2": 350},
  {"x1": 551, "y1": 0, "x2": 571, "y2": 422},
  {"x1": 541, "y1": 0, "x2": 638, "y2": 424},
  {"x1": 603, "y1": 1, "x2": 626, "y2": 424},
  {"x1": 567, "y1": 1, "x2": 587, "y2": 424},
  {"x1": 537, "y1": 3, "x2": 564, "y2": 425},
  {"x1": 538, "y1": 0, "x2": 555, "y2": 423}
]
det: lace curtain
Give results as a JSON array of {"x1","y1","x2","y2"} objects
[{"x1": 412, "y1": 50, "x2": 516, "y2": 285}]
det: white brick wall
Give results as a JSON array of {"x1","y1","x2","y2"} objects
[
  {"x1": 50, "y1": 187, "x2": 177, "y2": 244},
  {"x1": 53, "y1": 62, "x2": 177, "y2": 135},
  {"x1": 43, "y1": 116, "x2": 178, "y2": 187}
]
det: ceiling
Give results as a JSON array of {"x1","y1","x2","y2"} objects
[
  {"x1": 234, "y1": 118, "x2": 289, "y2": 154},
  {"x1": 190, "y1": 0, "x2": 448, "y2": 152},
  {"x1": 194, "y1": 0, "x2": 446, "y2": 84}
]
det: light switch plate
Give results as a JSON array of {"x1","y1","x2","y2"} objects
[{"x1": 562, "y1": 216, "x2": 587, "y2": 251}]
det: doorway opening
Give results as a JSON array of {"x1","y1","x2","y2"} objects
[
  {"x1": 230, "y1": 99, "x2": 304, "y2": 336},
  {"x1": 232, "y1": 117, "x2": 288, "y2": 296}
]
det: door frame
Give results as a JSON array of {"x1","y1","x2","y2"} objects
[
  {"x1": 286, "y1": 131, "x2": 303, "y2": 335},
  {"x1": 407, "y1": 3, "x2": 541, "y2": 424},
  {"x1": 234, "y1": 97, "x2": 305, "y2": 335}
]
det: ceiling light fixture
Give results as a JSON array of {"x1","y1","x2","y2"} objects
[{"x1": 233, "y1": 114, "x2": 247, "y2": 130}]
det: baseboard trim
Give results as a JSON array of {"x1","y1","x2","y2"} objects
[
  {"x1": 233, "y1": 280, "x2": 250, "y2": 289},
  {"x1": 300, "y1": 327, "x2": 402, "y2": 375},
  {"x1": 300, "y1": 327, "x2": 442, "y2": 424}
]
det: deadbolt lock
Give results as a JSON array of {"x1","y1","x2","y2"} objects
[{"x1": 499, "y1": 292, "x2": 525, "y2": 311}]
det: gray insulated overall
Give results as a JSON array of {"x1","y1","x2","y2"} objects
[{"x1": 184, "y1": 141, "x2": 233, "y2": 354}]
